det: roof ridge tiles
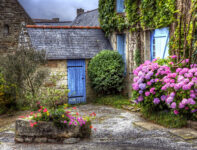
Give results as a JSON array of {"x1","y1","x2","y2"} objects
[{"x1": 26, "y1": 25, "x2": 101, "y2": 29}]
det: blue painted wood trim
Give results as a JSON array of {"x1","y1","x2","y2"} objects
[
  {"x1": 162, "y1": 33, "x2": 170, "y2": 59},
  {"x1": 150, "y1": 30, "x2": 155, "y2": 61}
]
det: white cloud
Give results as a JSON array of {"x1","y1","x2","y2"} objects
[{"x1": 18, "y1": 0, "x2": 98, "y2": 21}]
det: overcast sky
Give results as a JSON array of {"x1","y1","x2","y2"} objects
[{"x1": 18, "y1": 0, "x2": 98, "y2": 21}]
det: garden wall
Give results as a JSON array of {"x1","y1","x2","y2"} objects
[{"x1": 15, "y1": 119, "x2": 91, "y2": 144}]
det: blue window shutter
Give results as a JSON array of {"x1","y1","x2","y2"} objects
[
  {"x1": 117, "y1": 34, "x2": 126, "y2": 73},
  {"x1": 117, "y1": 0, "x2": 124, "y2": 13},
  {"x1": 150, "y1": 27, "x2": 169, "y2": 60}
]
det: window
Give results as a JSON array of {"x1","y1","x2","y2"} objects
[
  {"x1": 116, "y1": 0, "x2": 125, "y2": 13},
  {"x1": 117, "y1": 34, "x2": 126, "y2": 73},
  {"x1": 150, "y1": 27, "x2": 169, "y2": 60},
  {"x1": 3, "y1": 24, "x2": 9, "y2": 36}
]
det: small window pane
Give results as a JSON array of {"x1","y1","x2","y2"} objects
[
  {"x1": 4, "y1": 24, "x2": 9, "y2": 35},
  {"x1": 117, "y1": 0, "x2": 125, "y2": 13}
]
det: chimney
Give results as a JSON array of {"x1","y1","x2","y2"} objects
[
  {"x1": 52, "y1": 18, "x2": 59, "y2": 22},
  {"x1": 77, "y1": 8, "x2": 84, "y2": 16}
]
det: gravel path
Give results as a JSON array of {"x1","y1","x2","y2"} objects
[{"x1": 0, "y1": 104, "x2": 196, "y2": 150}]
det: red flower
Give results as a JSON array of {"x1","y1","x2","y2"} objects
[
  {"x1": 30, "y1": 112, "x2": 34, "y2": 115},
  {"x1": 90, "y1": 125, "x2": 93, "y2": 129},
  {"x1": 30, "y1": 123, "x2": 34, "y2": 127},
  {"x1": 43, "y1": 108, "x2": 48, "y2": 113},
  {"x1": 72, "y1": 107, "x2": 77, "y2": 110},
  {"x1": 38, "y1": 109, "x2": 42, "y2": 112},
  {"x1": 19, "y1": 116, "x2": 25, "y2": 118},
  {"x1": 76, "y1": 112, "x2": 79, "y2": 116},
  {"x1": 92, "y1": 112, "x2": 96, "y2": 116},
  {"x1": 89, "y1": 112, "x2": 96, "y2": 117}
]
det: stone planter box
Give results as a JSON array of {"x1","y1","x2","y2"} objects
[
  {"x1": 15, "y1": 119, "x2": 91, "y2": 144},
  {"x1": 187, "y1": 120, "x2": 197, "y2": 130}
]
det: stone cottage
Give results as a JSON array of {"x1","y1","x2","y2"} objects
[{"x1": 0, "y1": 0, "x2": 112, "y2": 104}]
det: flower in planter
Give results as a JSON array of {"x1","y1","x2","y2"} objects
[
  {"x1": 43, "y1": 108, "x2": 48, "y2": 113},
  {"x1": 22, "y1": 105, "x2": 97, "y2": 129}
]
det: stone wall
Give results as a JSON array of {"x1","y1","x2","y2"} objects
[
  {"x1": 45, "y1": 60, "x2": 68, "y2": 89},
  {"x1": 109, "y1": 29, "x2": 151, "y2": 97},
  {"x1": 45, "y1": 60, "x2": 96, "y2": 103},
  {"x1": 0, "y1": 0, "x2": 33, "y2": 54}
]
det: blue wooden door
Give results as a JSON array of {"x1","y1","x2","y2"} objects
[
  {"x1": 117, "y1": 34, "x2": 126, "y2": 73},
  {"x1": 151, "y1": 27, "x2": 169, "y2": 60},
  {"x1": 67, "y1": 60, "x2": 86, "y2": 104}
]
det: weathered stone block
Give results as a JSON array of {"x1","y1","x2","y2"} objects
[
  {"x1": 15, "y1": 119, "x2": 91, "y2": 143},
  {"x1": 24, "y1": 137, "x2": 33, "y2": 143},
  {"x1": 15, "y1": 137, "x2": 24, "y2": 143},
  {"x1": 63, "y1": 138, "x2": 80, "y2": 144},
  {"x1": 187, "y1": 120, "x2": 197, "y2": 130},
  {"x1": 34, "y1": 138, "x2": 47, "y2": 143}
]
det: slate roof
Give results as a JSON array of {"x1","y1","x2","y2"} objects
[
  {"x1": 71, "y1": 9, "x2": 100, "y2": 26},
  {"x1": 35, "y1": 22, "x2": 72, "y2": 26},
  {"x1": 33, "y1": 19, "x2": 72, "y2": 26},
  {"x1": 27, "y1": 26, "x2": 112, "y2": 60}
]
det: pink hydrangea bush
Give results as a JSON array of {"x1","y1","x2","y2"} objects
[
  {"x1": 132, "y1": 56, "x2": 197, "y2": 120},
  {"x1": 162, "y1": 65, "x2": 197, "y2": 120},
  {"x1": 132, "y1": 59, "x2": 171, "y2": 112}
]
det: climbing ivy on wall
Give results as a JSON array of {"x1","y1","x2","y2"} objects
[
  {"x1": 125, "y1": 0, "x2": 140, "y2": 29},
  {"x1": 153, "y1": 0, "x2": 176, "y2": 28},
  {"x1": 169, "y1": 0, "x2": 197, "y2": 65},
  {"x1": 125, "y1": 0, "x2": 176, "y2": 29},
  {"x1": 99, "y1": 0, "x2": 176, "y2": 34},
  {"x1": 98, "y1": 0, "x2": 128, "y2": 36}
]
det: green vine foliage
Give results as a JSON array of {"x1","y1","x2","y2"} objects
[
  {"x1": 134, "y1": 48, "x2": 141, "y2": 66},
  {"x1": 125, "y1": 0, "x2": 140, "y2": 29},
  {"x1": 140, "y1": 0, "x2": 176, "y2": 29},
  {"x1": 99, "y1": 0, "x2": 128, "y2": 36}
]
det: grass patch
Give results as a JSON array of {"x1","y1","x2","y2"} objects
[
  {"x1": 141, "y1": 108, "x2": 187, "y2": 128},
  {"x1": 93, "y1": 95, "x2": 136, "y2": 109}
]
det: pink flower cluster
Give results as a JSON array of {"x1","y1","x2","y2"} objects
[
  {"x1": 133, "y1": 57, "x2": 197, "y2": 116},
  {"x1": 66, "y1": 114, "x2": 86, "y2": 126},
  {"x1": 132, "y1": 60, "x2": 170, "y2": 104},
  {"x1": 161, "y1": 67, "x2": 197, "y2": 114}
]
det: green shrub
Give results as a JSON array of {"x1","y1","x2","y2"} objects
[
  {"x1": 25, "y1": 73, "x2": 69, "y2": 109},
  {"x1": 0, "y1": 72, "x2": 17, "y2": 114},
  {"x1": 88, "y1": 50, "x2": 125, "y2": 94},
  {"x1": 0, "y1": 47, "x2": 48, "y2": 111}
]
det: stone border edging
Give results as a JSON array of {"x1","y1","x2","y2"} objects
[{"x1": 15, "y1": 119, "x2": 91, "y2": 144}]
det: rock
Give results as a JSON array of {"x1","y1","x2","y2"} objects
[
  {"x1": 24, "y1": 137, "x2": 33, "y2": 143},
  {"x1": 34, "y1": 138, "x2": 47, "y2": 143},
  {"x1": 15, "y1": 137, "x2": 24, "y2": 143},
  {"x1": 187, "y1": 120, "x2": 197, "y2": 130},
  {"x1": 47, "y1": 139, "x2": 57, "y2": 143},
  {"x1": 63, "y1": 138, "x2": 80, "y2": 144}
]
